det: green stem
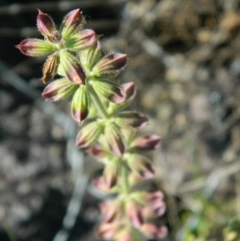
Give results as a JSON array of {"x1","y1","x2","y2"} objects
[
  {"x1": 88, "y1": 85, "x2": 109, "y2": 118},
  {"x1": 121, "y1": 162, "x2": 130, "y2": 194}
]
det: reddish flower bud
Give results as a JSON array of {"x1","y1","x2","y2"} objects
[
  {"x1": 128, "y1": 171, "x2": 145, "y2": 187},
  {"x1": 90, "y1": 80, "x2": 126, "y2": 104},
  {"x1": 122, "y1": 82, "x2": 136, "y2": 100},
  {"x1": 126, "y1": 201, "x2": 144, "y2": 228},
  {"x1": 66, "y1": 29, "x2": 96, "y2": 51},
  {"x1": 76, "y1": 121, "x2": 103, "y2": 147},
  {"x1": 97, "y1": 221, "x2": 119, "y2": 239},
  {"x1": 86, "y1": 145, "x2": 108, "y2": 160},
  {"x1": 140, "y1": 223, "x2": 168, "y2": 239},
  {"x1": 71, "y1": 85, "x2": 90, "y2": 123},
  {"x1": 42, "y1": 78, "x2": 77, "y2": 101},
  {"x1": 60, "y1": 51, "x2": 86, "y2": 84},
  {"x1": 115, "y1": 228, "x2": 134, "y2": 241},
  {"x1": 104, "y1": 161, "x2": 119, "y2": 188},
  {"x1": 41, "y1": 53, "x2": 59, "y2": 83},
  {"x1": 60, "y1": 9, "x2": 83, "y2": 39},
  {"x1": 131, "y1": 135, "x2": 161, "y2": 151},
  {"x1": 16, "y1": 39, "x2": 55, "y2": 57},
  {"x1": 105, "y1": 123, "x2": 125, "y2": 156},
  {"x1": 128, "y1": 155, "x2": 155, "y2": 180},
  {"x1": 115, "y1": 111, "x2": 148, "y2": 129},
  {"x1": 108, "y1": 82, "x2": 136, "y2": 115},
  {"x1": 93, "y1": 53, "x2": 127, "y2": 78},
  {"x1": 79, "y1": 40, "x2": 102, "y2": 70},
  {"x1": 37, "y1": 9, "x2": 60, "y2": 42},
  {"x1": 100, "y1": 200, "x2": 123, "y2": 223},
  {"x1": 143, "y1": 200, "x2": 166, "y2": 218},
  {"x1": 93, "y1": 176, "x2": 115, "y2": 193}
]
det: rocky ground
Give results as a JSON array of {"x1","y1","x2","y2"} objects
[{"x1": 1, "y1": 0, "x2": 240, "y2": 241}]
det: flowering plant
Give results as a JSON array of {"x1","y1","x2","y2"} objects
[{"x1": 17, "y1": 8, "x2": 167, "y2": 241}]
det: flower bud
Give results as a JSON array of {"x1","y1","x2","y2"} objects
[
  {"x1": 108, "y1": 82, "x2": 136, "y2": 115},
  {"x1": 60, "y1": 9, "x2": 83, "y2": 39},
  {"x1": 92, "y1": 53, "x2": 127, "y2": 78},
  {"x1": 76, "y1": 121, "x2": 103, "y2": 147},
  {"x1": 71, "y1": 85, "x2": 90, "y2": 123},
  {"x1": 115, "y1": 228, "x2": 134, "y2": 241},
  {"x1": 130, "y1": 135, "x2": 161, "y2": 151},
  {"x1": 100, "y1": 200, "x2": 123, "y2": 223},
  {"x1": 16, "y1": 39, "x2": 55, "y2": 57},
  {"x1": 105, "y1": 123, "x2": 125, "y2": 156},
  {"x1": 115, "y1": 111, "x2": 148, "y2": 129},
  {"x1": 66, "y1": 29, "x2": 96, "y2": 51},
  {"x1": 143, "y1": 199, "x2": 166, "y2": 218},
  {"x1": 90, "y1": 80, "x2": 126, "y2": 104},
  {"x1": 93, "y1": 176, "x2": 118, "y2": 193},
  {"x1": 128, "y1": 155, "x2": 154, "y2": 179},
  {"x1": 103, "y1": 160, "x2": 119, "y2": 188},
  {"x1": 128, "y1": 171, "x2": 145, "y2": 187},
  {"x1": 126, "y1": 201, "x2": 144, "y2": 228},
  {"x1": 60, "y1": 51, "x2": 86, "y2": 84},
  {"x1": 97, "y1": 221, "x2": 119, "y2": 239},
  {"x1": 42, "y1": 78, "x2": 77, "y2": 101},
  {"x1": 79, "y1": 40, "x2": 102, "y2": 70},
  {"x1": 86, "y1": 145, "x2": 108, "y2": 160},
  {"x1": 37, "y1": 9, "x2": 60, "y2": 42},
  {"x1": 41, "y1": 53, "x2": 59, "y2": 83},
  {"x1": 140, "y1": 223, "x2": 168, "y2": 239}
]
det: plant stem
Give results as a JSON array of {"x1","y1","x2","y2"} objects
[
  {"x1": 121, "y1": 162, "x2": 130, "y2": 194},
  {"x1": 88, "y1": 85, "x2": 109, "y2": 118}
]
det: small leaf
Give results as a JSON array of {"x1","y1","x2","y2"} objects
[
  {"x1": 42, "y1": 78, "x2": 77, "y2": 101},
  {"x1": 90, "y1": 80, "x2": 126, "y2": 104},
  {"x1": 76, "y1": 121, "x2": 103, "y2": 147},
  {"x1": 71, "y1": 85, "x2": 90, "y2": 123},
  {"x1": 16, "y1": 39, "x2": 56, "y2": 57}
]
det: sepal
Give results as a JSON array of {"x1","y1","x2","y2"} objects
[
  {"x1": 37, "y1": 9, "x2": 60, "y2": 42},
  {"x1": 71, "y1": 85, "x2": 90, "y2": 123},
  {"x1": 115, "y1": 111, "x2": 148, "y2": 129},
  {"x1": 127, "y1": 155, "x2": 155, "y2": 179},
  {"x1": 41, "y1": 53, "x2": 59, "y2": 83},
  {"x1": 104, "y1": 123, "x2": 125, "y2": 156},
  {"x1": 93, "y1": 53, "x2": 127, "y2": 78},
  {"x1": 60, "y1": 9, "x2": 83, "y2": 39},
  {"x1": 140, "y1": 223, "x2": 168, "y2": 239},
  {"x1": 42, "y1": 78, "x2": 77, "y2": 101},
  {"x1": 130, "y1": 135, "x2": 161, "y2": 151},
  {"x1": 65, "y1": 29, "x2": 96, "y2": 51},
  {"x1": 90, "y1": 80, "x2": 126, "y2": 104},
  {"x1": 60, "y1": 51, "x2": 86, "y2": 84},
  {"x1": 108, "y1": 82, "x2": 136, "y2": 114},
  {"x1": 79, "y1": 41, "x2": 102, "y2": 70},
  {"x1": 76, "y1": 121, "x2": 103, "y2": 147},
  {"x1": 16, "y1": 39, "x2": 56, "y2": 57}
]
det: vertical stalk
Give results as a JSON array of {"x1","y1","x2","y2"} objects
[{"x1": 121, "y1": 161, "x2": 130, "y2": 194}]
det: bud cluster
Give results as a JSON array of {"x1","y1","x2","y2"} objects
[{"x1": 17, "y1": 9, "x2": 167, "y2": 241}]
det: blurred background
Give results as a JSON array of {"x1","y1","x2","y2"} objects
[{"x1": 1, "y1": 0, "x2": 240, "y2": 240}]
